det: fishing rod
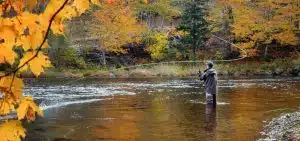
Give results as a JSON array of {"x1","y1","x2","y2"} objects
[{"x1": 63, "y1": 34, "x2": 248, "y2": 85}]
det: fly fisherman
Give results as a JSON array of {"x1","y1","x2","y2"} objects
[{"x1": 199, "y1": 61, "x2": 217, "y2": 108}]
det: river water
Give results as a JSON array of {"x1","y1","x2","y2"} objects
[{"x1": 23, "y1": 77, "x2": 300, "y2": 141}]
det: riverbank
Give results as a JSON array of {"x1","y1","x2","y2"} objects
[{"x1": 22, "y1": 59, "x2": 300, "y2": 78}]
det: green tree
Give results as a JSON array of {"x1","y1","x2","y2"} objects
[
  {"x1": 144, "y1": 32, "x2": 169, "y2": 60},
  {"x1": 48, "y1": 34, "x2": 86, "y2": 69},
  {"x1": 177, "y1": 0, "x2": 210, "y2": 61}
]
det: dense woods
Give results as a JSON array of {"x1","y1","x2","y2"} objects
[{"x1": 56, "y1": 0, "x2": 300, "y2": 69}]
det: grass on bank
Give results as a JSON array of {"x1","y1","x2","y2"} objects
[
  {"x1": 116, "y1": 58, "x2": 300, "y2": 78},
  {"x1": 21, "y1": 58, "x2": 300, "y2": 78}
]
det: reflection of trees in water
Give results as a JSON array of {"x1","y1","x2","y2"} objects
[
  {"x1": 221, "y1": 86, "x2": 298, "y2": 140},
  {"x1": 92, "y1": 91, "x2": 214, "y2": 141},
  {"x1": 91, "y1": 95, "x2": 143, "y2": 141},
  {"x1": 148, "y1": 91, "x2": 216, "y2": 141}
]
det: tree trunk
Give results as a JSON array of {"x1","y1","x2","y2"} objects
[
  {"x1": 102, "y1": 51, "x2": 106, "y2": 67},
  {"x1": 264, "y1": 45, "x2": 268, "y2": 59},
  {"x1": 161, "y1": 16, "x2": 165, "y2": 28}
]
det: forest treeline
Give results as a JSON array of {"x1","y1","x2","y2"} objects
[{"x1": 47, "y1": 0, "x2": 300, "y2": 69}]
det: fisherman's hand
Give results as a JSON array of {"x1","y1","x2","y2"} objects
[{"x1": 198, "y1": 71, "x2": 202, "y2": 77}]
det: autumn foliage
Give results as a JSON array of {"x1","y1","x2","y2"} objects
[
  {"x1": 89, "y1": 0, "x2": 146, "y2": 53},
  {"x1": 210, "y1": 0, "x2": 299, "y2": 56},
  {"x1": 0, "y1": 0, "x2": 99, "y2": 140}
]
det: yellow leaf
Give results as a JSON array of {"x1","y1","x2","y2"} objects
[
  {"x1": 18, "y1": 51, "x2": 52, "y2": 77},
  {"x1": 57, "y1": 5, "x2": 77, "y2": 21},
  {"x1": 0, "y1": 120, "x2": 26, "y2": 141},
  {"x1": 0, "y1": 26, "x2": 17, "y2": 48},
  {"x1": 51, "y1": 20, "x2": 65, "y2": 35},
  {"x1": 17, "y1": 97, "x2": 43, "y2": 121},
  {"x1": 30, "y1": 31, "x2": 45, "y2": 49},
  {"x1": 0, "y1": 100, "x2": 14, "y2": 115},
  {"x1": 43, "y1": 0, "x2": 66, "y2": 18},
  {"x1": 15, "y1": 12, "x2": 39, "y2": 36},
  {"x1": 73, "y1": 0, "x2": 90, "y2": 15},
  {"x1": 16, "y1": 36, "x2": 31, "y2": 51},
  {"x1": 0, "y1": 45, "x2": 17, "y2": 65},
  {"x1": 27, "y1": 0, "x2": 38, "y2": 10},
  {"x1": 38, "y1": 13, "x2": 51, "y2": 30},
  {"x1": 0, "y1": 75, "x2": 24, "y2": 99},
  {"x1": 16, "y1": 33, "x2": 46, "y2": 51}
]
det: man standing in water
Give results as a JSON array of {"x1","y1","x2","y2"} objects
[{"x1": 199, "y1": 61, "x2": 217, "y2": 108}]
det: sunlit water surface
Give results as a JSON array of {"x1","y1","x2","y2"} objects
[{"x1": 23, "y1": 77, "x2": 300, "y2": 141}]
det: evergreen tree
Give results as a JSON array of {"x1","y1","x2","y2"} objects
[{"x1": 177, "y1": 0, "x2": 210, "y2": 61}]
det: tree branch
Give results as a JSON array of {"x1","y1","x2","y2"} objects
[{"x1": 0, "y1": 0, "x2": 69, "y2": 78}]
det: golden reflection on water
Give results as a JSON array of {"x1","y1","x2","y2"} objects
[{"x1": 17, "y1": 79, "x2": 300, "y2": 141}]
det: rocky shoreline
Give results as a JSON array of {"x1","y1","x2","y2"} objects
[{"x1": 259, "y1": 112, "x2": 300, "y2": 141}]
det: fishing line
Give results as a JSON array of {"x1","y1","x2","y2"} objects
[{"x1": 63, "y1": 34, "x2": 248, "y2": 85}]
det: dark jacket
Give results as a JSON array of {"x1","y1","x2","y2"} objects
[{"x1": 199, "y1": 69, "x2": 217, "y2": 95}]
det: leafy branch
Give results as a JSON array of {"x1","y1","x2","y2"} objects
[{"x1": 0, "y1": 0, "x2": 69, "y2": 78}]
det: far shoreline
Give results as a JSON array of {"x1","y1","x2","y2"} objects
[{"x1": 20, "y1": 58, "x2": 300, "y2": 79}]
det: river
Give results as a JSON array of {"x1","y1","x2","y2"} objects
[{"x1": 23, "y1": 77, "x2": 300, "y2": 141}]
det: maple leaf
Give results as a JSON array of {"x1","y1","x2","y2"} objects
[
  {"x1": 16, "y1": 34, "x2": 46, "y2": 51},
  {"x1": 43, "y1": 0, "x2": 59, "y2": 18},
  {"x1": 13, "y1": 12, "x2": 39, "y2": 36},
  {"x1": 73, "y1": 0, "x2": 90, "y2": 15},
  {"x1": 18, "y1": 51, "x2": 52, "y2": 77},
  {"x1": 56, "y1": 5, "x2": 77, "y2": 21},
  {"x1": 17, "y1": 97, "x2": 43, "y2": 121},
  {"x1": 26, "y1": 0, "x2": 38, "y2": 10},
  {"x1": 0, "y1": 100, "x2": 14, "y2": 115},
  {"x1": 0, "y1": 75, "x2": 24, "y2": 100},
  {"x1": 0, "y1": 45, "x2": 17, "y2": 65},
  {"x1": 0, "y1": 120, "x2": 26, "y2": 141},
  {"x1": 51, "y1": 20, "x2": 65, "y2": 35},
  {"x1": 0, "y1": 26, "x2": 17, "y2": 49},
  {"x1": 16, "y1": 36, "x2": 31, "y2": 51},
  {"x1": 30, "y1": 31, "x2": 46, "y2": 49}
]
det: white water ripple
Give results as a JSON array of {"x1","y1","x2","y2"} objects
[{"x1": 40, "y1": 98, "x2": 112, "y2": 110}]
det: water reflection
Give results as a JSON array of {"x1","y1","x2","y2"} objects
[{"x1": 205, "y1": 104, "x2": 216, "y2": 133}]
